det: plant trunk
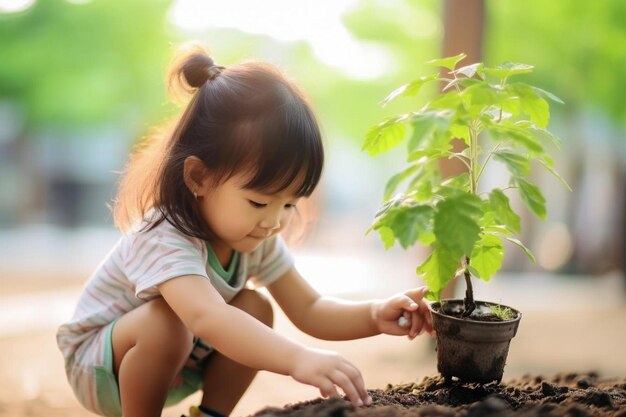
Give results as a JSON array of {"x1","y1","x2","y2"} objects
[{"x1": 462, "y1": 256, "x2": 476, "y2": 317}]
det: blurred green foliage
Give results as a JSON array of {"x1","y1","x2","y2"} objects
[
  {"x1": 0, "y1": 0, "x2": 624, "y2": 140},
  {"x1": 0, "y1": 0, "x2": 173, "y2": 128},
  {"x1": 486, "y1": 0, "x2": 626, "y2": 127}
]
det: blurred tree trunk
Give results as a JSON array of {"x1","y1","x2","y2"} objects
[{"x1": 439, "y1": 0, "x2": 484, "y2": 299}]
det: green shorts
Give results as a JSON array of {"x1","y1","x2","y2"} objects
[{"x1": 94, "y1": 319, "x2": 205, "y2": 417}]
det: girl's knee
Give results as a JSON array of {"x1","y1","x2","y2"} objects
[
  {"x1": 112, "y1": 298, "x2": 193, "y2": 377},
  {"x1": 231, "y1": 289, "x2": 274, "y2": 328},
  {"x1": 142, "y1": 298, "x2": 194, "y2": 353}
]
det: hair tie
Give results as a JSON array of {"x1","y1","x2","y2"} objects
[{"x1": 207, "y1": 65, "x2": 225, "y2": 81}]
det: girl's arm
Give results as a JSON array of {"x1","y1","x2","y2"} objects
[
  {"x1": 157, "y1": 275, "x2": 371, "y2": 406},
  {"x1": 267, "y1": 267, "x2": 433, "y2": 341}
]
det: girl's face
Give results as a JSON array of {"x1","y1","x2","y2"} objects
[{"x1": 198, "y1": 172, "x2": 301, "y2": 254}]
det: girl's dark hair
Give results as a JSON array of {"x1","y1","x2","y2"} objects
[{"x1": 113, "y1": 44, "x2": 324, "y2": 239}]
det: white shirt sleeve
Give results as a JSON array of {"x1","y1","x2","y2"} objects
[{"x1": 124, "y1": 221, "x2": 208, "y2": 300}]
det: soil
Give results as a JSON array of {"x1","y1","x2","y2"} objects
[
  {"x1": 437, "y1": 300, "x2": 519, "y2": 322},
  {"x1": 251, "y1": 373, "x2": 626, "y2": 417}
]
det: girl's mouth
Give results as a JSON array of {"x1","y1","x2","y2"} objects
[{"x1": 248, "y1": 233, "x2": 270, "y2": 239}]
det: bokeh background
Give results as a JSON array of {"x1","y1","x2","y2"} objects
[{"x1": 1, "y1": 1, "x2": 625, "y2": 416}]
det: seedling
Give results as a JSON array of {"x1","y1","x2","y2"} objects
[
  {"x1": 364, "y1": 53, "x2": 570, "y2": 317},
  {"x1": 489, "y1": 304, "x2": 515, "y2": 321}
]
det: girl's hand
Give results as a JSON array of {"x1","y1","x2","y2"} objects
[
  {"x1": 371, "y1": 287, "x2": 435, "y2": 339},
  {"x1": 289, "y1": 347, "x2": 372, "y2": 407}
]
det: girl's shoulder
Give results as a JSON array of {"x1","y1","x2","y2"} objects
[{"x1": 124, "y1": 211, "x2": 204, "y2": 251}]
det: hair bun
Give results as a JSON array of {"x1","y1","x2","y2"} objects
[
  {"x1": 168, "y1": 44, "x2": 225, "y2": 94},
  {"x1": 182, "y1": 53, "x2": 218, "y2": 88}
]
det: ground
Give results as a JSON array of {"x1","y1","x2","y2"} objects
[
  {"x1": 252, "y1": 373, "x2": 626, "y2": 417},
  {"x1": 1, "y1": 269, "x2": 625, "y2": 417}
]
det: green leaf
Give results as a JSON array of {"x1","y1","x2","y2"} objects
[
  {"x1": 504, "y1": 237, "x2": 536, "y2": 263},
  {"x1": 419, "y1": 230, "x2": 436, "y2": 246},
  {"x1": 510, "y1": 83, "x2": 550, "y2": 128},
  {"x1": 424, "y1": 291, "x2": 439, "y2": 301},
  {"x1": 466, "y1": 265, "x2": 481, "y2": 278},
  {"x1": 470, "y1": 234, "x2": 504, "y2": 281},
  {"x1": 408, "y1": 172, "x2": 436, "y2": 202},
  {"x1": 484, "y1": 62, "x2": 534, "y2": 79},
  {"x1": 442, "y1": 76, "x2": 482, "y2": 92},
  {"x1": 537, "y1": 158, "x2": 572, "y2": 191},
  {"x1": 489, "y1": 126, "x2": 543, "y2": 154},
  {"x1": 417, "y1": 245, "x2": 462, "y2": 301},
  {"x1": 481, "y1": 105, "x2": 512, "y2": 123},
  {"x1": 372, "y1": 193, "x2": 406, "y2": 218},
  {"x1": 407, "y1": 147, "x2": 451, "y2": 163},
  {"x1": 363, "y1": 116, "x2": 408, "y2": 156},
  {"x1": 384, "y1": 205, "x2": 435, "y2": 249},
  {"x1": 427, "y1": 53, "x2": 467, "y2": 70},
  {"x1": 493, "y1": 151, "x2": 531, "y2": 177},
  {"x1": 407, "y1": 116, "x2": 436, "y2": 153},
  {"x1": 515, "y1": 178, "x2": 547, "y2": 220},
  {"x1": 532, "y1": 86, "x2": 564, "y2": 104},
  {"x1": 380, "y1": 74, "x2": 438, "y2": 107},
  {"x1": 440, "y1": 173, "x2": 471, "y2": 194},
  {"x1": 489, "y1": 189, "x2": 521, "y2": 233},
  {"x1": 384, "y1": 165, "x2": 421, "y2": 200},
  {"x1": 407, "y1": 110, "x2": 452, "y2": 153},
  {"x1": 429, "y1": 90, "x2": 463, "y2": 110},
  {"x1": 522, "y1": 95, "x2": 549, "y2": 128},
  {"x1": 519, "y1": 122, "x2": 562, "y2": 150},
  {"x1": 483, "y1": 225, "x2": 513, "y2": 235},
  {"x1": 449, "y1": 123, "x2": 470, "y2": 146},
  {"x1": 434, "y1": 193, "x2": 482, "y2": 254},
  {"x1": 377, "y1": 227, "x2": 395, "y2": 250},
  {"x1": 463, "y1": 83, "x2": 508, "y2": 107},
  {"x1": 501, "y1": 97, "x2": 522, "y2": 115},
  {"x1": 452, "y1": 62, "x2": 485, "y2": 79}
]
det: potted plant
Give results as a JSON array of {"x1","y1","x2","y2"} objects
[{"x1": 363, "y1": 54, "x2": 570, "y2": 383}]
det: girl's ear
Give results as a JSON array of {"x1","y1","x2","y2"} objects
[{"x1": 183, "y1": 156, "x2": 210, "y2": 196}]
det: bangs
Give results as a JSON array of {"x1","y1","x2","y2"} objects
[{"x1": 226, "y1": 98, "x2": 324, "y2": 197}]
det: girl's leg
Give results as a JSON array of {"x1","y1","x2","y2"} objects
[
  {"x1": 111, "y1": 297, "x2": 194, "y2": 417},
  {"x1": 199, "y1": 289, "x2": 274, "y2": 415}
]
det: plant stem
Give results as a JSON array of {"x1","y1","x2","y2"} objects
[
  {"x1": 462, "y1": 123, "x2": 480, "y2": 316},
  {"x1": 469, "y1": 123, "x2": 479, "y2": 194},
  {"x1": 476, "y1": 142, "x2": 502, "y2": 184},
  {"x1": 462, "y1": 256, "x2": 476, "y2": 317}
]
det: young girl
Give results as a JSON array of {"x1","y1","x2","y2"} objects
[{"x1": 56, "y1": 44, "x2": 434, "y2": 417}]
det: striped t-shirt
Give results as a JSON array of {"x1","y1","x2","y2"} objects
[{"x1": 56, "y1": 216, "x2": 294, "y2": 373}]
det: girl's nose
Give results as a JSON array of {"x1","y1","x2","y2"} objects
[{"x1": 259, "y1": 212, "x2": 281, "y2": 230}]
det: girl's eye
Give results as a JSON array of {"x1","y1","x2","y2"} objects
[
  {"x1": 248, "y1": 200, "x2": 267, "y2": 208},
  {"x1": 285, "y1": 203, "x2": 296, "y2": 209}
]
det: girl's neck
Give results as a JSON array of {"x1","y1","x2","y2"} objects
[{"x1": 209, "y1": 241, "x2": 235, "y2": 269}]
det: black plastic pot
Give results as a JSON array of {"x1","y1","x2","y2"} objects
[{"x1": 430, "y1": 299, "x2": 522, "y2": 383}]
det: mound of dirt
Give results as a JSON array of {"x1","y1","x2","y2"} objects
[{"x1": 251, "y1": 373, "x2": 625, "y2": 417}]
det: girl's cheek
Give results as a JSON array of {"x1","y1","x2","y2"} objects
[{"x1": 282, "y1": 211, "x2": 295, "y2": 226}]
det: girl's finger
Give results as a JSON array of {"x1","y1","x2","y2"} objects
[
  {"x1": 405, "y1": 297, "x2": 419, "y2": 311},
  {"x1": 409, "y1": 311, "x2": 422, "y2": 338},
  {"x1": 319, "y1": 379, "x2": 341, "y2": 399},
  {"x1": 422, "y1": 310, "x2": 434, "y2": 334},
  {"x1": 404, "y1": 287, "x2": 428, "y2": 303},
  {"x1": 339, "y1": 362, "x2": 370, "y2": 405},
  {"x1": 415, "y1": 298, "x2": 433, "y2": 328},
  {"x1": 391, "y1": 295, "x2": 418, "y2": 312},
  {"x1": 411, "y1": 310, "x2": 425, "y2": 336},
  {"x1": 329, "y1": 370, "x2": 362, "y2": 406},
  {"x1": 398, "y1": 311, "x2": 411, "y2": 329}
]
